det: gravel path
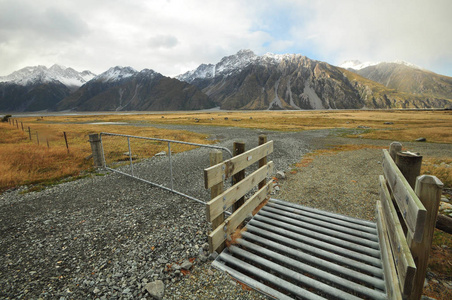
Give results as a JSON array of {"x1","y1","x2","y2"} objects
[{"x1": 1, "y1": 125, "x2": 450, "y2": 299}]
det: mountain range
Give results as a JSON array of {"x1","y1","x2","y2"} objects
[{"x1": 1, "y1": 51, "x2": 451, "y2": 112}]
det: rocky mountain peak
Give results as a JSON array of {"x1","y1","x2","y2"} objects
[
  {"x1": 94, "y1": 66, "x2": 138, "y2": 82},
  {"x1": 0, "y1": 64, "x2": 96, "y2": 88}
]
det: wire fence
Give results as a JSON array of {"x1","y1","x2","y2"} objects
[{"x1": 4, "y1": 117, "x2": 70, "y2": 152}]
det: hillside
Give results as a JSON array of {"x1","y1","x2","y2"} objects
[
  {"x1": 178, "y1": 50, "x2": 451, "y2": 110},
  {"x1": 351, "y1": 63, "x2": 452, "y2": 101}
]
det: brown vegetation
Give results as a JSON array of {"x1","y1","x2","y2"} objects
[{"x1": 0, "y1": 121, "x2": 211, "y2": 192}]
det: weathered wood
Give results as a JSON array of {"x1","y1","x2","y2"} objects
[
  {"x1": 89, "y1": 134, "x2": 105, "y2": 167},
  {"x1": 232, "y1": 142, "x2": 246, "y2": 212},
  {"x1": 408, "y1": 175, "x2": 443, "y2": 300},
  {"x1": 379, "y1": 175, "x2": 416, "y2": 295},
  {"x1": 382, "y1": 149, "x2": 426, "y2": 242},
  {"x1": 376, "y1": 201, "x2": 403, "y2": 300},
  {"x1": 210, "y1": 151, "x2": 224, "y2": 228},
  {"x1": 436, "y1": 214, "x2": 452, "y2": 234},
  {"x1": 204, "y1": 141, "x2": 274, "y2": 189},
  {"x1": 208, "y1": 180, "x2": 273, "y2": 253},
  {"x1": 258, "y1": 135, "x2": 268, "y2": 189},
  {"x1": 206, "y1": 161, "x2": 274, "y2": 222},
  {"x1": 63, "y1": 131, "x2": 69, "y2": 153},
  {"x1": 396, "y1": 151, "x2": 422, "y2": 189},
  {"x1": 209, "y1": 150, "x2": 225, "y2": 253},
  {"x1": 389, "y1": 142, "x2": 403, "y2": 161}
]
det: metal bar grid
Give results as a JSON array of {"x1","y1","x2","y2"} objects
[{"x1": 213, "y1": 198, "x2": 387, "y2": 300}]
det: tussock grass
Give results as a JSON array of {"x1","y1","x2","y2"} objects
[
  {"x1": 422, "y1": 157, "x2": 452, "y2": 188},
  {"x1": 34, "y1": 109, "x2": 452, "y2": 143},
  {"x1": 0, "y1": 122, "x2": 212, "y2": 192},
  {"x1": 4, "y1": 109, "x2": 451, "y2": 191}
]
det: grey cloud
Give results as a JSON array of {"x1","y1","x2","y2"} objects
[{"x1": 148, "y1": 35, "x2": 179, "y2": 49}]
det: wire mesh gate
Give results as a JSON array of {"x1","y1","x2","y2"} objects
[{"x1": 99, "y1": 132, "x2": 232, "y2": 204}]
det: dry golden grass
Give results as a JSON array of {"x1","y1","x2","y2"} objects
[
  {"x1": 27, "y1": 109, "x2": 452, "y2": 143},
  {"x1": 0, "y1": 121, "x2": 212, "y2": 192},
  {"x1": 3, "y1": 109, "x2": 451, "y2": 191},
  {"x1": 422, "y1": 157, "x2": 452, "y2": 188}
]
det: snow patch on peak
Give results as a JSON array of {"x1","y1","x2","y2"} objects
[
  {"x1": 95, "y1": 66, "x2": 137, "y2": 82},
  {"x1": 340, "y1": 60, "x2": 421, "y2": 70},
  {"x1": 339, "y1": 60, "x2": 379, "y2": 70}
]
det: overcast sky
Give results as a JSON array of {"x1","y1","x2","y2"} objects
[{"x1": 1, "y1": 0, "x2": 451, "y2": 77}]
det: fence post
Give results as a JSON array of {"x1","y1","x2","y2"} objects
[
  {"x1": 389, "y1": 141, "x2": 402, "y2": 161},
  {"x1": 232, "y1": 141, "x2": 245, "y2": 212},
  {"x1": 63, "y1": 132, "x2": 69, "y2": 153},
  {"x1": 396, "y1": 151, "x2": 422, "y2": 189},
  {"x1": 258, "y1": 135, "x2": 268, "y2": 189},
  {"x1": 36, "y1": 131, "x2": 39, "y2": 145},
  {"x1": 21, "y1": 121, "x2": 24, "y2": 131},
  {"x1": 89, "y1": 133, "x2": 105, "y2": 168},
  {"x1": 28, "y1": 127, "x2": 31, "y2": 140},
  {"x1": 209, "y1": 149, "x2": 224, "y2": 252},
  {"x1": 408, "y1": 175, "x2": 443, "y2": 300}
]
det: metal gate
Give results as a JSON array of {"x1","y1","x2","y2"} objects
[{"x1": 99, "y1": 132, "x2": 232, "y2": 204}]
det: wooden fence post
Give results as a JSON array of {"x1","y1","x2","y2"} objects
[
  {"x1": 396, "y1": 152, "x2": 423, "y2": 189},
  {"x1": 389, "y1": 141, "x2": 403, "y2": 161},
  {"x1": 408, "y1": 175, "x2": 443, "y2": 300},
  {"x1": 209, "y1": 150, "x2": 224, "y2": 252},
  {"x1": 232, "y1": 141, "x2": 245, "y2": 212},
  {"x1": 21, "y1": 121, "x2": 24, "y2": 131},
  {"x1": 15, "y1": 120, "x2": 19, "y2": 129},
  {"x1": 63, "y1": 132, "x2": 69, "y2": 153},
  {"x1": 36, "y1": 131, "x2": 39, "y2": 145},
  {"x1": 89, "y1": 133, "x2": 105, "y2": 168},
  {"x1": 28, "y1": 127, "x2": 31, "y2": 140},
  {"x1": 258, "y1": 135, "x2": 268, "y2": 189}
]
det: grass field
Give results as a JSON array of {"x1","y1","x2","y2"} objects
[
  {"x1": 0, "y1": 120, "x2": 212, "y2": 192},
  {"x1": 1, "y1": 109, "x2": 451, "y2": 192}
]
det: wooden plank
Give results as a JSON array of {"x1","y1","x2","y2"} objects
[
  {"x1": 379, "y1": 175, "x2": 416, "y2": 295},
  {"x1": 206, "y1": 161, "x2": 274, "y2": 222},
  {"x1": 209, "y1": 150, "x2": 224, "y2": 251},
  {"x1": 408, "y1": 175, "x2": 443, "y2": 300},
  {"x1": 376, "y1": 201, "x2": 403, "y2": 300},
  {"x1": 232, "y1": 142, "x2": 246, "y2": 212},
  {"x1": 382, "y1": 149, "x2": 426, "y2": 242},
  {"x1": 208, "y1": 180, "x2": 273, "y2": 253},
  {"x1": 204, "y1": 141, "x2": 273, "y2": 189},
  {"x1": 258, "y1": 135, "x2": 268, "y2": 189}
]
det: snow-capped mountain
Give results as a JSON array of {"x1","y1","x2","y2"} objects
[
  {"x1": 177, "y1": 49, "x2": 297, "y2": 83},
  {"x1": 56, "y1": 67, "x2": 214, "y2": 111},
  {"x1": 175, "y1": 49, "x2": 451, "y2": 110},
  {"x1": 0, "y1": 64, "x2": 96, "y2": 89},
  {"x1": 177, "y1": 49, "x2": 313, "y2": 84},
  {"x1": 93, "y1": 66, "x2": 138, "y2": 82}
]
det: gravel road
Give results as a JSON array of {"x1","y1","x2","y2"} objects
[{"x1": 1, "y1": 124, "x2": 450, "y2": 300}]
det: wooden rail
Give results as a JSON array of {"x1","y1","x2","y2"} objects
[
  {"x1": 377, "y1": 143, "x2": 443, "y2": 300},
  {"x1": 205, "y1": 135, "x2": 274, "y2": 253}
]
